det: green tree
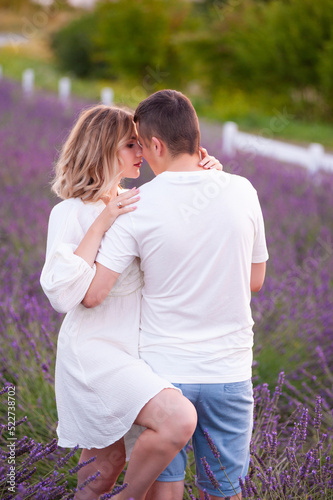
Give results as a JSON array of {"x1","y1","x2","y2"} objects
[
  {"x1": 318, "y1": 32, "x2": 333, "y2": 116},
  {"x1": 51, "y1": 0, "x2": 192, "y2": 85},
  {"x1": 195, "y1": 0, "x2": 333, "y2": 118},
  {"x1": 51, "y1": 13, "x2": 99, "y2": 78},
  {"x1": 93, "y1": 0, "x2": 190, "y2": 83}
]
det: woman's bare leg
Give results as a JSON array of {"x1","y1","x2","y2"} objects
[
  {"x1": 74, "y1": 438, "x2": 126, "y2": 500},
  {"x1": 199, "y1": 491, "x2": 241, "y2": 500},
  {"x1": 145, "y1": 480, "x2": 185, "y2": 500},
  {"x1": 116, "y1": 388, "x2": 197, "y2": 500}
]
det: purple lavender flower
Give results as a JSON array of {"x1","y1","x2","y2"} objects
[
  {"x1": 203, "y1": 428, "x2": 220, "y2": 459},
  {"x1": 1, "y1": 78, "x2": 333, "y2": 499},
  {"x1": 314, "y1": 396, "x2": 322, "y2": 431},
  {"x1": 69, "y1": 455, "x2": 97, "y2": 475},
  {"x1": 200, "y1": 457, "x2": 221, "y2": 490},
  {"x1": 75, "y1": 470, "x2": 101, "y2": 491},
  {"x1": 187, "y1": 486, "x2": 197, "y2": 500}
]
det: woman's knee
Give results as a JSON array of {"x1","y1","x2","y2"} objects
[
  {"x1": 166, "y1": 395, "x2": 197, "y2": 445},
  {"x1": 154, "y1": 391, "x2": 197, "y2": 447},
  {"x1": 136, "y1": 389, "x2": 197, "y2": 445}
]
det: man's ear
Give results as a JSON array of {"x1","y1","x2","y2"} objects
[{"x1": 151, "y1": 136, "x2": 164, "y2": 156}]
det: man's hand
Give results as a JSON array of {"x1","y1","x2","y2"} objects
[{"x1": 82, "y1": 263, "x2": 120, "y2": 307}]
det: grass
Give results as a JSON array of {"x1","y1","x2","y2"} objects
[
  {"x1": 0, "y1": 45, "x2": 155, "y2": 112},
  {"x1": 195, "y1": 89, "x2": 333, "y2": 150},
  {"x1": 234, "y1": 115, "x2": 333, "y2": 151},
  {"x1": 254, "y1": 340, "x2": 307, "y2": 390}
]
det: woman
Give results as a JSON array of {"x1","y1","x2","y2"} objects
[{"x1": 41, "y1": 104, "x2": 220, "y2": 500}]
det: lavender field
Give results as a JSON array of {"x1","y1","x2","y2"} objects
[{"x1": 0, "y1": 79, "x2": 332, "y2": 499}]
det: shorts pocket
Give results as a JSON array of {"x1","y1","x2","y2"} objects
[{"x1": 224, "y1": 379, "x2": 252, "y2": 393}]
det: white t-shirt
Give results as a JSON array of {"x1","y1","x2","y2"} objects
[{"x1": 97, "y1": 170, "x2": 269, "y2": 383}]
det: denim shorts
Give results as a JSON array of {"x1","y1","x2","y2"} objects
[{"x1": 157, "y1": 380, "x2": 254, "y2": 497}]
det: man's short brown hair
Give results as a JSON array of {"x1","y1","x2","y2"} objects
[{"x1": 134, "y1": 90, "x2": 200, "y2": 157}]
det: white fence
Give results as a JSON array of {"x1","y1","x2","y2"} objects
[
  {"x1": 0, "y1": 65, "x2": 113, "y2": 106},
  {"x1": 222, "y1": 121, "x2": 333, "y2": 173},
  {"x1": 2, "y1": 65, "x2": 333, "y2": 173}
]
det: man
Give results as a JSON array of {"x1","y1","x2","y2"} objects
[{"x1": 83, "y1": 89, "x2": 268, "y2": 500}]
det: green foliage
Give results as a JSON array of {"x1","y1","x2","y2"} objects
[
  {"x1": 50, "y1": 0, "x2": 333, "y2": 121},
  {"x1": 51, "y1": 0, "x2": 193, "y2": 86},
  {"x1": 200, "y1": 0, "x2": 333, "y2": 119},
  {"x1": 318, "y1": 34, "x2": 333, "y2": 113},
  {"x1": 94, "y1": 0, "x2": 170, "y2": 81},
  {"x1": 51, "y1": 13, "x2": 98, "y2": 78}
]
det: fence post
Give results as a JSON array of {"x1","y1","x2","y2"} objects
[
  {"x1": 22, "y1": 68, "x2": 34, "y2": 96},
  {"x1": 101, "y1": 87, "x2": 114, "y2": 106},
  {"x1": 59, "y1": 77, "x2": 71, "y2": 106},
  {"x1": 222, "y1": 121, "x2": 238, "y2": 156},
  {"x1": 308, "y1": 143, "x2": 324, "y2": 173}
]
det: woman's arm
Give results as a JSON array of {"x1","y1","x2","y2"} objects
[
  {"x1": 74, "y1": 188, "x2": 140, "y2": 267},
  {"x1": 40, "y1": 189, "x2": 139, "y2": 313},
  {"x1": 82, "y1": 262, "x2": 120, "y2": 308},
  {"x1": 40, "y1": 202, "x2": 94, "y2": 313}
]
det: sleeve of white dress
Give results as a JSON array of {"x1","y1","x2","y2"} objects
[{"x1": 40, "y1": 201, "x2": 96, "y2": 314}]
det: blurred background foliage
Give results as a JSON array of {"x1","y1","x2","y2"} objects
[
  {"x1": 1, "y1": 0, "x2": 333, "y2": 144},
  {"x1": 49, "y1": 0, "x2": 333, "y2": 121}
]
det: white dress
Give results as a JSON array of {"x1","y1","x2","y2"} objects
[{"x1": 40, "y1": 196, "x2": 176, "y2": 453}]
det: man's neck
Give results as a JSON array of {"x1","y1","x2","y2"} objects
[{"x1": 164, "y1": 152, "x2": 202, "y2": 173}]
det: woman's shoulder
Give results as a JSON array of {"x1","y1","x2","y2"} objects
[
  {"x1": 48, "y1": 198, "x2": 84, "y2": 225},
  {"x1": 50, "y1": 197, "x2": 90, "y2": 216},
  {"x1": 50, "y1": 198, "x2": 105, "y2": 233},
  {"x1": 51, "y1": 197, "x2": 80, "y2": 211}
]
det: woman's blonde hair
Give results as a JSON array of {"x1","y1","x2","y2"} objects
[{"x1": 52, "y1": 105, "x2": 135, "y2": 202}]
